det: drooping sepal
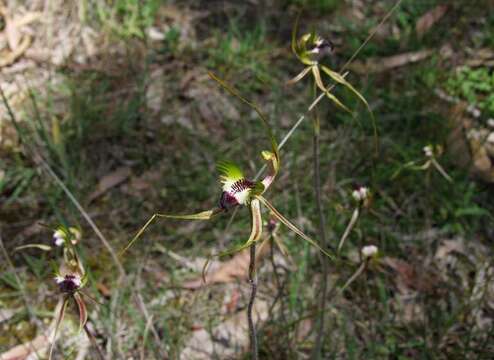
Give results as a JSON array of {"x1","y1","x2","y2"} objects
[{"x1": 260, "y1": 150, "x2": 279, "y2": 192}]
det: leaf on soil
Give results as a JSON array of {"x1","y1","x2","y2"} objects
[
  {"x1": 349, "y1": 49, "x2": 433, "y2": 74},
  {"x1": 88, "y1": 166, "x2": 131, "y2": 202},
  {"x1": 416, "y1": 5, "x2": 448, "y2": 38},
  {"x1": 182, "y1": 243, "x2": 270, "y2": 289}
]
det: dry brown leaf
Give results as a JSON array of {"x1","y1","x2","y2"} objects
[
  {"x1": 88, "y1": 166, "x2": 131, "y2": 202},
  {"x1": 416, "y1": 5, "x2": 448, "y2": 38},
  {"x1": 381, "y1": 256, "x2": 439, "y2": 293},
  {"x1": 0, "y1": 34, "x2": 31, "y2": 67},
  {"x1": 5, "y1": 13, "x2": 21, "y2": 51},
  {"x1": 349, "y1": 49, "x2": 433, "y2": 74},
  {"x1": 0, "y1": 333, "x2": 50, "y2": 360}
]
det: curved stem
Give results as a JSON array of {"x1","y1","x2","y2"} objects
[{"x1": 248, "y1": 243, "x2": 259, "y2": 360}]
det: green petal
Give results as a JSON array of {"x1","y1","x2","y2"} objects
[{"x1": 217, "y1": 161, "x2": 245, "y2": 182}]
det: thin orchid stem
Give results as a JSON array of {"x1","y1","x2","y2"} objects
[
  {"x1": 311, "y1": 101, "x2": 329, "y2": 359},
  {"x1": 247, "y1": 243, "x2": 259, "y2": 360}
]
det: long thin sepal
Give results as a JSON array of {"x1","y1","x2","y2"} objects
[
  {"x1": 286, "y1": 66, "x2": 311, "y2": 85},
  {"x1": 256, "y1": 195, "x2": 334, "y2": 260},
  {"x1": 48, "y1": 297, "x2": 69, "y2": 360},
  {"x1": 73, "y1": 292, "x2": 88, "y2": 333},
  {"x1": 312, "y1": 66, "x2": 352, "y2": 114},
  {"x1": 208, "y1": 72, "x2": 279, "y2": 161},
  {"x1": 431, "y1": 159, "x2": 453, "y2": 183},
  {"x1": 120, "y1": 208, "x2": 223, "y2": 256},
  {"x1": 291, "y1": 12, "x2": 302, "y2": 60},
  {"x1": 321, "y1": 65, "x2": 379, "y2": 151}
]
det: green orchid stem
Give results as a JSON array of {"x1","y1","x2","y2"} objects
[{"x1": 247, "y1": 243, "x2": 259, "y2": 360}]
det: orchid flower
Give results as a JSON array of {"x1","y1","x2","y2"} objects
[
  {"x1": 49, "y1": 258, "x2": 89, "y2": 359},
  {"x1": 287, "y1": 18, "x2": 372, "y2": 117},
  {"x1": 337, "y1": 186, "x2": 371, "y2": 253},
  {"x1": 121, "y1": 73, "x2": 334, "y2": 269},
  {"x1": 47, "y1": 226, "x2": 96, "y2": 360},
  {"x1": 392, "y1": 144, "x2": 453, "y2": 182}
]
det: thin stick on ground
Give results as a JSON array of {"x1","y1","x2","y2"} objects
[{"x1": 247, "y1": 243, "x2": 259, "y2": 360}]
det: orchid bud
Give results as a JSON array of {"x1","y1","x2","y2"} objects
[
  {"x1": 352, "y1": 186, "x2": 369, "y2": 203},
  {"x1": 53, "y1": 229, "x2": 66, "y2": 247},
  {"x1": 361, "y1": 245, "x2": 378, "y2": 259}
]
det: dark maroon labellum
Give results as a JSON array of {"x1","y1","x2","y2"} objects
[
  {"x1": 58, "y1": 275, "x2": 80, "y2": 293},
  {"x1": 219, "y1": 191, "x2": 238, "y2": 210}
]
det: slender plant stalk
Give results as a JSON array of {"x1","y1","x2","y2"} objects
[
  {"x1": 84, "y1": 323, "x2": 105, "y2": 360},
  {"x1": 247, "y1": 243, "x2": 259, "y2": 360},
  {"x1": 310, "y1": 97, "x2": 330, "y2": 359}
]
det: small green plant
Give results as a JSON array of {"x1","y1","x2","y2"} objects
[
  {"x1": 446, "y1": 66, "x2": 494, "y2": 117},
  {"x1": 95, "y1": 0, "x2": 160, "y2": 38},
  {"x1": 392, "y1": 144, "x2": 452, "y2": 182}
]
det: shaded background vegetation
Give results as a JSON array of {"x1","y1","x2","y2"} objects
[{"x1": 1, "y1": 0, "x2": 494, "y2": 358}]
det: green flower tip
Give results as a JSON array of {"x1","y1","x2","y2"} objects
[{"x1": 296, "y1": 33, "x2": 334, "y2": 65}]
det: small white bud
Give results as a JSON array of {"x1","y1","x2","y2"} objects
[
  {"x1": 361, "y1": 245, "x2": 378, "y2": 259},
  {"x1": 423, "y1": 145, "x2": 433, "y2": 158},
  {"x1": 352, "y1": 186, "x2": 369, "y2": 202},
  {"x1": 53, "y1": 229, "x2": 65, "y2": 246}
]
